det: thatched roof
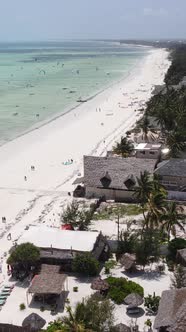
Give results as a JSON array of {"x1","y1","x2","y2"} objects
[
  {"x1": 113, "y1": 323, "x2": 131, "y2": 332},
  {"x1": 83, "y1": 156, "x2": 156, "y2": 190},
  {"x1": 40, "y1": 264, "x2": 61, "y2": 274},
  {"x1": 28, "y1": 265, "x2": 67, "y2": 295},
  {"x1": 0, "y1": 324, "x2": 29, "y2": 332},
  {"x1": 91, "y1": 277, "x2": 109, "y2": 291},
  {"x1": 120, "y1": 253, "x2": 136, "y2": 270},
  {"x1": 154, "y1": 288, "x2": 186, "y2": 330},
  {"x1": 22, "y1": 313, "x2": 46, "y2": 331},
  {"x1": 155, "y1": 159, "x2": 186, "y2": 177},
  {"x1": 168, "y1": 302, "x2": 186, "y2": 332},
  {"x1": 72, "y1": 177, "x2": 84, "y2": 185},
  {"x1": 124, "y1": 293, "x2": 143, "y2": 307}
]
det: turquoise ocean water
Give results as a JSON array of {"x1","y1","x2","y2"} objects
[{"x1": 0, "y1": 41, "x2": 148, "y2": 145}]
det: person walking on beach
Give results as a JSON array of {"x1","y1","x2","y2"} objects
[{"x1": 24, "y1": 176, "x2": 27, "y2": 181}]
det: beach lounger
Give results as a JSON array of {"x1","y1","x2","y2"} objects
[
  {"x1": 0, "y1": 296, "x2": 7, "y2": 300},
  {"x1": 0, "y1": 300, "x2": 5, "y2": 306},
  {"x1": 4, "y1": 285, "x2": 14, "y2": 289},
  {"x1": 3, "y1": 286, "x2": 13, "y2": 291},
  {"x1": 1, "y1": 291, "x2": 11, "y2": 295}
]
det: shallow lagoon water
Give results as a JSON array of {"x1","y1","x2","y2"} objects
[{"x1": 0, "y1": 41, "x2": 148, "y2": 144}]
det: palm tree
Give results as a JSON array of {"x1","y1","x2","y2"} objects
[
  {"x1": 166, "y1": 130, "x2": 186, "y2": 157},
  {"x1": 134, "y1": 171, "x2": 153, "y2": 207},
  {"x1": 62, "y1": 306, "x2": 94, "y2": 332},
  {"x1": 144, "y1": 190, "x2": 166, "y2": 230},
  {"x1": 161, "y1": 202, "x2": 185, "y2": 241},
  {"x1": 136, "y1": 113, "x2": 156, "y2": 142},
  {"x1": 113, "y1": 136, "x2": 134, "y2": 157}
]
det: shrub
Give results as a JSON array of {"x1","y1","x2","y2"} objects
[
  {"x1": 73, "y1": 286, "x2": 78, "y2": 292},
  {"x1": 19, "y1": 303, "x2": 26, "y2": 310},
  {"x1": 40, "y1": 306, "x2": 45, "y2": 312},
  {"x1": 72, "y1": 253, "x2": 99, "y2": 276},
  {"x1": 169, "y1": 238, "x2": 186, "y2": 256},
  {"x1": 106, "y1": 277, "x2": 144, "y2": 304},
  {"x1": 145, "y1": 319, "x2": 152, "y2": 327},
  {"x1": 104, "y1": 260, "x2": 116, "y2": 275},
  {"x1": 144, "y1": 293, "x2": 160, "y2": 314},
  {"x1": 171, "y1": 264, "x2": 186, "y2": 288},
  {"x1": 168, "y1": 238, "x2": 186, "y2": 261}
]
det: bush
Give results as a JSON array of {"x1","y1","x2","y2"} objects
[
  {"x1": 106, "y1": 277, "x2": 144, "y2": 304},
  {"x1": 40, "y1": 306, "x2": 45, "y2": 312},
  {"x1": 144, "y1": 293, "x2": 160, "y2": 314},
  {"x1": 73, "y1": 286, "x2": 78, "y2": 292},
  {"x1": 145, "y1": 319, "x2": 152, "y2": 327},
  {"x1": 168, "y1": 238, "x2": 186, "y2": 261},
  {"x1": 171, "y1": 264, "x2": 186, "y2": 288},
  {"x1": 104, "y1": 260, "x2": 116, "y2": 275},
  {"x1": 19, "y1": 303, "x2": 26, "y2": 310},
  {"x1": 72, "y1": 253, "x2": 99, "y2": 276}
]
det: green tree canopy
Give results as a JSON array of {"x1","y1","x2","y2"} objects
[
  {"x1": 7, "y1": 242, "x2": 40, "y2": 270},
  {"x1": 46, "y1": 293, "x2": 115, "y2": 332},
  {"x1": 72, "y1": 253, "x2": 99, "y2": 276},
  {"x1": 113, "y1": 136, "x2": 134, "y2": 157},
  {"x1": 61, "y1": 201, "x2": 94, "y2": 231}
]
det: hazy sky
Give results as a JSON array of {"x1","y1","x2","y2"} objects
[{"x1": 0, "y1": 0, "x2": 185, "y2": 41}]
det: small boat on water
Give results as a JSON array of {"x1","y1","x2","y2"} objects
[{"x1": 77, "y1": 98, "x2": 88, "y2": 103}]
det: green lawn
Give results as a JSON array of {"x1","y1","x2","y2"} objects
[{"x1": 93, "y1": 204, "x2": 143, "y2": 220}]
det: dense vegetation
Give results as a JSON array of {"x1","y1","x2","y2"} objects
[
  {"x1": 61, "y1": 201, "x2": 96, "y2": 230},
  {"x1": 7, "y1": 242, "x2": 40, "y2": 272},
  {"x1": 146, "y1": 87, "x2": 186, "y2": 157},
  {"x1": 72, "y1": 253, "x2": 100, "y2": 276},
  {"x1": 165, "y1": 45, "x2": 186, "y2": 85},
  {"x1": 46, "y1": 293, "x2": 115, "y2": 332},
  {"x1": 106, "y1": 277, "x2": 144, "y2": 304}
]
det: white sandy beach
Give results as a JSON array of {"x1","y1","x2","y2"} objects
[{"x1": 0, "y1": 48, "x2": 171, "y2": 329}]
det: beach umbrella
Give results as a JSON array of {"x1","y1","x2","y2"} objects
[
  {"x1": 113, "y1": 323, "x2": 131, "y2": 332},
  {"x1": 124, "y1": 293, "x2": 143, "y2": 307},
  {"x1": 22, "y1": 313, "x2": 46, "y2": 331},
  {"x1": 91, "y1": 276, "x2": 109, "y2": 291},
  {"x1": 120, "y1": 253, "x2": 136, "y2": 271}
]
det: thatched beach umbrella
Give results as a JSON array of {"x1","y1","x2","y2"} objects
[
  {"x1": 91, "y1": 276, "x2": 109, "y2": 291},
  {"x1": 124, "y1": 293, "x2": 143, "y2": 307},
  {"x1": 22, "y1": 313, "x2": 46, "y2": 331},
  {"x1": 113, "y1": 323, "x2": 131, "y2": 332},
  {"x1": 120, "y1": 253, "x2": 136, "y2": 271}
]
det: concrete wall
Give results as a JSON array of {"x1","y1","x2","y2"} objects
[
  {"x1": 167, "y1": 190, "x2": 186, "y2": 201},
  {"x1": 85, "y1": 186, "x2": 135, "y2": 202},
  {"x1": 136, "y1": 149, "x2": 160, "y2": 159}
]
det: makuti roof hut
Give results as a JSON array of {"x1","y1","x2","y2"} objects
[
  {"x1": 124, "y1": 293, "x2": 143, "y2": 307},
  {"x1": 91, "y1": 277, "x2": 109, "y2": 292},
  {"x1": 27, "y1": 264, "x2": 68, "y2": 305},
  {"x1": 22, "y1": 313, "x2": 46, "y2": 331},
  {"x1": 76, "y1": 155, "x2": 156, "y2": 202},
  {"x1": 154, "y1": 288, "x2": 186, "y2": 331},
  {"x1": 18, "y1": 226, "x2": 109, "y2": 267},
  {"x1": 120, "y1": 253, "x2": 136, "y2": 272}
]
